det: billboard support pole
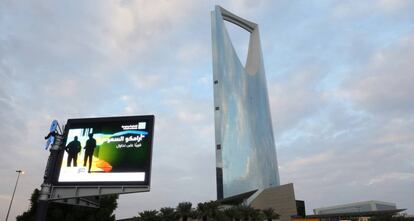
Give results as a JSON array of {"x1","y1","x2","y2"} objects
[{"x1": 35, "y1": 134, "x2": 63, "y2": 221}]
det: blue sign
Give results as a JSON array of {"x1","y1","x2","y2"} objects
[{"x1": 45, "y1": 120, "x2": 58, "y2": 150}]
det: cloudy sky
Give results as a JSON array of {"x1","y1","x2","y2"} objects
[{"x1": 1, "y1": 0, "x2": 414, "y2": 219}]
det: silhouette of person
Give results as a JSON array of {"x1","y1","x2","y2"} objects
[
  {"x1": 65, "y1": 136, "x2": 81, "y2": 167},
  {"x1": 83, "y1": 133, "x2": 97, "y2": 172}
]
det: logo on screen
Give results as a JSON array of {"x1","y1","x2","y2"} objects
[{"x1": 121, "y1": 122, "x2": 146, "y2": 130}]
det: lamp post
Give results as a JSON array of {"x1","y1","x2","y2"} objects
[{"x1": 5, "y1": 170, "x2": 24, "y2": 221}]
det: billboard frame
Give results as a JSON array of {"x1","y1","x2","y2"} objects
[
  {"x1": 51, "y1": 115, "x2": 154, "y2": 187},
  {"x1": 49, "y1": 185, "x2": 150, "y2": 200}
]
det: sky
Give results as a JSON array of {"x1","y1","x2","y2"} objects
[{"x1": 1, "y1": 0, "x2": 414, "y2": 219}]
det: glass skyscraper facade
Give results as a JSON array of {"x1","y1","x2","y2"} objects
[{"x1": 211, "y1": 6, "x2": 280, "y2": 200}]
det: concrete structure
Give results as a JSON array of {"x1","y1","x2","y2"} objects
[
  {"x1": 217, "y1": 183, "x2": 304, "y2": 221},
  {"x1": 314, "y1": 201, "x2": 397, "y2": 215},
  {"x1": 211, "y1": 5, "x2": 280, "y2": 200},
  {"x1": 251, "y1": 183, "x2": 300, "y2": 221}
]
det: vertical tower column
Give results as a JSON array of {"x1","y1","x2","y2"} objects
[{"x1": 211, "y1": 6, "x2": 280, "y2": 200}]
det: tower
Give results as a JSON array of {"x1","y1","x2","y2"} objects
[{"x1": 211, "y1": 6, "x2": 280, "y2": 200}]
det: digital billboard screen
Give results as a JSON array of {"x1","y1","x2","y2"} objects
[{"x1": 54, "y1": 115, "x2": 154, "y2": 186}]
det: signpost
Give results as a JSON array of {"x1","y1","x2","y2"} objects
[{"x1": 35, "y1": 115, "x2": 155, "y2": 221}]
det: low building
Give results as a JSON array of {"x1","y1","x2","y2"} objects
[
  {"x1": 291, "y1": 201, "x2": 405, "y2": 221},
  {"x1": 293, "y1": 209, "x2": 406, "y2": 221},
  {"x1": 314, "y1": 201, "x2": 397, "y2": 215}
]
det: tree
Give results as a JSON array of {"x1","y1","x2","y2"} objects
[
  {"x1": 215, "y1": 210, "x2": 231, "y2": 221},
  {"x1": 16, "y1": 188, "x2": 118, "y2": 221},
  {"x1": 197, "y1": 202, "x2": 209, "y2": 221},
  {"x1": 250, "y1": 209, "x2": 264, "y2": 221},
  {"x1": 159, "y1": 207, "x2": 178, "y2": 221},
  {"x1": 262, "y1": 208, "x2": 279, "y2": 221},
  {"x1": 138, "y1": 210, "x2": 160, "y2": 221},
  {"x1": 190, "y1": 209, "x2": 199, "y2": 220},
  {"x1": 224, "y1": 207, "x2": 242, "y2": 221},
  {"x1": 16, "y1": 189, "x2": 40, "y2": 221},
  {"x1": 176, "y1": 202, "x2": 192, "y2": 221},
  {"x1": 205, "y1": 201, "x2": 220, "y2": 219},
  {"x1": 197, "y1": 201, "x2": 221, "y2": 221},
  {"x1": 239, "y1": 205, "x2": 254, "y2": 221}
]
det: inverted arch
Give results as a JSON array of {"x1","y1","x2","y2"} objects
[
  {"x1": 213, "y1": 5, "x2": 263, "y2": 75},
  {"x1": 217, "y1": 6, "x2": 257, "y2": 33}
]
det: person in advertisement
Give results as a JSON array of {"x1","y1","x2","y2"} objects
[
  {"x1": 65, "y1": 136, "x2": 81, "y2": 167},
  {"x1": 83, "y1": 133, "x2": 97, "y2": 172}
]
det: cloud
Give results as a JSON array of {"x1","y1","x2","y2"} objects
[
  {"x1": 342, "y1": 31, "x2": 414, "y2": 116},
  {"x1": 0, "y1": 1, "x2": 215, "y2": 219},
  {"x1": 367, "y1": 172, "x2": 414, "y2": 186},
  {"x1": 279, "y1": 109, "x2": 414, "y2": 210},
  {"x1": 269, "y1": 65, "x2": 326, "y2": 133},
  {"x1": 278, "y1": 28, "x2": 414, "y2": 214},
  {"x1": 332, "y1": 0, "x2": 414, "y2": 19},
  {"x1": 377, "y1": 0, "x2": 414, "y2": 13},
  {"x1": 1, "y1": 0, "x2": 414, "y2": 219},
  {"x1": 283, "y1": 151, "x2": 334, "y2": 171}
]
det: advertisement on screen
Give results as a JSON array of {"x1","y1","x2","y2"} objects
[{"x1": 54, "y1": 115, "x2": 154, "y2": 186}]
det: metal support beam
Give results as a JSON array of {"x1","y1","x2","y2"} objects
[{"x1": 35, "y1": 135, "x2": 63, "y2": 221}]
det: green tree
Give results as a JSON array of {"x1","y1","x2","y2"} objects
[
  {"x1": 176, "y1": 202, "x2": 192, "y2": 221},
  {"x1": 216, "y1": 210, "x2": 231, "y2": 221},
  {"x1": 250, "y1": 209, "x2": 264, "y2": 221},
  {"x1": 190, "y1": 209, "x2": 199, "y2": 220},
  {"x1": 138, "y1": 210, "x2": 160, "y2": 221},
  {"x1": 197, "y1": 202, "x2": 209, "y2": 221},
  {"x1": 239, "y1": 205, "x2": 254, "y2": 221},
  {"x1": 224, "y1": 207, "x2": 242, "y2": 221},
  {"x1": 262, "y1": 208, "x2": 279, "y2": 221},
  {"x1": 159, "y1": 207, "x2": 178, "y2": 221},
  {"x1": 16, "y1": 188, "x2": 118, "y2": 221},
  {"x1": 197, "y1": 201, "x2": 221, "y2": 220},
  {"x1": 206, "y1": 201, "x2": 220, "y2": 219},
  {"x1": 16, "y1": 189, "x2": 40, "y2": 221}
]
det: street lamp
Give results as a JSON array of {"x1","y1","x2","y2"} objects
[{"x1": 5, "y1": 170, "x2": 24, "y2": 221}]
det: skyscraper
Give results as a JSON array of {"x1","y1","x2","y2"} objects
[{"x1": 211, "y1": 6, "x2": 280, "y2": 200}]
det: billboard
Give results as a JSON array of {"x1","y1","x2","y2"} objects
[{"x1": 53, "y1": 115, "x2": 154, "y2": 186}]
